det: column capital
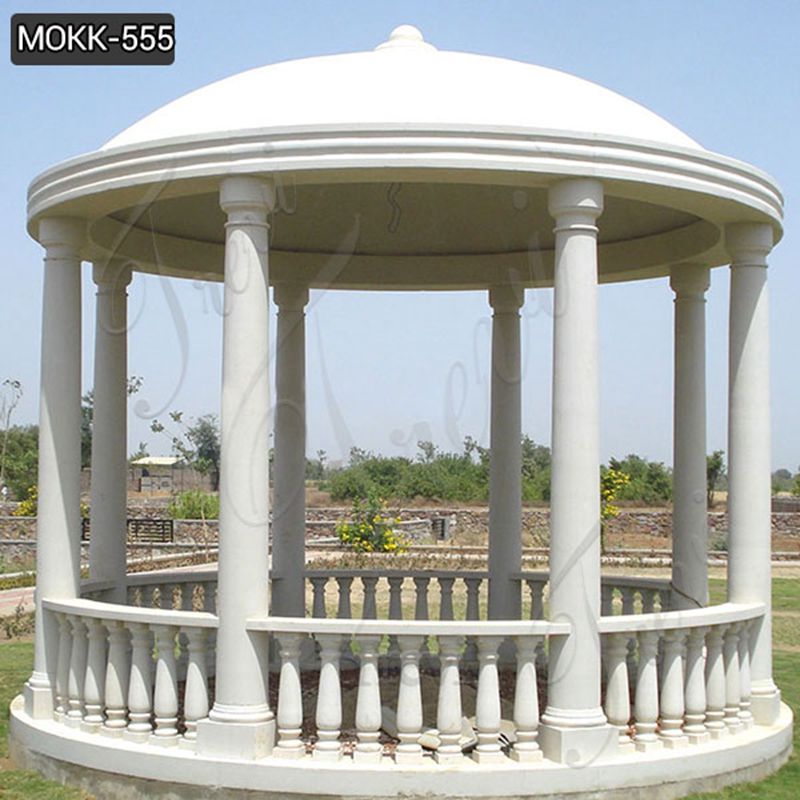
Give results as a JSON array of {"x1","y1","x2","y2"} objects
[
  {"x1": 725, "y1": 222, "x2": 774, "y2": 266},
  {"x1": 669, "y1": 264, "x2": 710, "y2": 297},
  {"x1": 274, "y1": 281, "x2": 309, "y2": 311},
  {"x1": 38, "y1": 217, "x2": 86, "y2": 253},
  {"x1": 92, "y1": 258, "x2": 133, "y2": 289},
  {"x1": 488, "y1": 283, "x2": 524, "y2": 313},
  {"x1": 547, "y1": 178, "x2": 604, "y2": 225},
  {"x1": 219, "y1": 175, "x2": 275, "y2": 217}
]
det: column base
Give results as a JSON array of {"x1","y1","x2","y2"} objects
[
  {"x1": 395, "y1": 747, "x2": 425, "y2": 765},
  {"x1": 660, "y1": 733, "x2": 689, "y2": 749},
  {"x1": 195, "y1": 716, "x2": 275, "y2": 759},
  {"x1": 354, "y1": 746, "x2": 383, "y2": 764},
  {"x1": 686, "y1": 729, "x2": 710, "y2": 745},
  {"x1": 23, "y1": 680, "x2": 54, "y2": 720},
  {"x1": 751, "y1": 688, "x2": 781, "y2": 726},
  {"x1": 274, "y1": 743, "x2": 305, "y2": 759},
  {"x1": 510, "y1": 746, "x2": 543, "y2": 762},
  {"x1": 538, "y1": 722, "x2": 617, "y2": 765},
  {"x1": 471, "y1": 748, "x2": 507, "y2": 765},
  {"x1": 80, "y1": 720, "x2": 103, "y2": 735},
  {"x1": 635, "y1": 736, "x2": 663, "y2": 753},
  {"x1": 707, "y1": 725, "x2": 729, "y2": 741}
]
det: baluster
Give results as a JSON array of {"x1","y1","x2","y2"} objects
[
  {"x1": 438, "y1": 577, "x2": 455, "y2": 621},
  {"x1": 527, "y1": 581, "x2": 547, "y2": 668},
  {"x1": 621, "y1": 587, "x2": 637, "y2": 678},
  {"x1": 659, "y1": 630, "x2": 688, "y2": 747},
  {"x1": 413, "y1": 576, "x2": 431, "y2": 620},
  {"x1": 473, "y1": 636, "x2": 505, "y2": 763},
  {"x1": 511, "y1": 636, "x2": 543, "y2": 761},
  {"x1": 641, "y1": 589, "x2": 655, "y2": 614},
  {"x1": 704, "y1": 627, "x2": 728, "y2": 739},
  {"x1": 387, "y1": 576, "x2": 404, "y2": 665},
  {"x1": 125, "y1": 622, "x2": 153, "y2": 742},
  {"x1": 354, "y1": 634, "x2": 383, "y2": 763},
  {"x1": 464, "y1": 577, "x2": 482, "y2": 663},
  {"x1": 314, "y1": 633, "x2": 343, "y2": 761},
  {"x1": 413, "y1": 577, "x2": 432, "y2": 664},
  {"x1": 361, "y1": 576, "x2": 378, "y2": 620},
  {"x1": 723, "y1": 625, "x2": 742, "y2": 734},
  {"x1": 151, "y1": 625, "x2": 179, "y2": 744},
  {"x1": 633, "y1": 630, "x2": 661, "y2": 751},
  {"x1": 102, "y1": 620, "x2": 130, "y2": 737},
  {"x1": 684, "y1": 627, "x2": 710, "y2": 743},
  {"x1": 66, "y1": 616, "x2": 88, "y2": 728},
  {"x1": 55, "y1": 613, "x2": 72, "y2": 722},
  {"x1": 603, "y1": 633, "x2": 634, "y2": 752},
  {"x1": 181, "y1": 627, "x2": 209, "y2": 746},
  {"x1": 177, "y1": 584, "x2": 194, "y2": 679},
  {"x1": 434, "y1": 635, "x2": 464, "y2": 764},
  {"x1": 143, "y1": 585, "x2": 157, "y2": 608},
  {"x1": 311, "y1": 577, "x2": 328, "y2": 618},
  {"x1": 395, "y1": 635, "x2": 425, "y2": 764},
  {"x1": 202, "y1": 581, "x2": 216, "y2": 614},
  {"x1": 527, "y1": 580, "x2": 545, "y2": 619},
  {"x1": 275, "y1": 632, "x2": 305, "y2": 758},
  {"x1": 336, "y1": 577, "x2": 353, "y2": 619},
  {"x1": 601, "y1": 584, "x2": 614, "y2": 616},
  {"x1": 738, "y1": 622, "x2": 753, "y2": 729},
  {"x1": 82, "y1": 618, "x2": 107, "y2": 732},
  {"x1": 126, "y1": 585, "x2": 136, "y2": 606}
]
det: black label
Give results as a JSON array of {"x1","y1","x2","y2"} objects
[{"x1": 11, "y1": 13, "x2": 175, "y2": 65}]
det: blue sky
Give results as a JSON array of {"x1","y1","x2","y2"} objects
[{"x1": 1, "y1": 0, "x2": 798, "y2": 469}]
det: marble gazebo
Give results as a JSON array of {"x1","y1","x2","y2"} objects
[{"x1": 10, "y1": 25, "x2": 792, "y2": 800}]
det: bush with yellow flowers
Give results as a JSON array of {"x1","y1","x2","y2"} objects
[
  {"x1": 600, "y1": 467, "x2": 630, "y2": 553},
  {"x1": 336, "y1": 492, "x2": 407, "y2": 554}
]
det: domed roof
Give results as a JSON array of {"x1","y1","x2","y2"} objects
[{"x1": 104, "y1": 25, "x2": 701, "y2": 151}]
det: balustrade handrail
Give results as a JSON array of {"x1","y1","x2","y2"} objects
[
  {"x1": 247, "y1": 614, "x2": 569, "y2": 637},
  {"x1": 303, "y1": 568, "x2": 489, "y2": 580},
  {"x1": 598, "y1": 601, "x2": 764, "y2": 634},
  {"x1": 43, "y1": 597, "x2": 218, "y2": 628}
]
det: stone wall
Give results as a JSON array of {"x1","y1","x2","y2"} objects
[{"x1": 4, "y1": 507, "x2": 800, "y2": 567}]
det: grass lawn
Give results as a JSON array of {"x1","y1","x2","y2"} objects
[{"x1": 0, "y1": 578, "x2": 797, "y2": 799}]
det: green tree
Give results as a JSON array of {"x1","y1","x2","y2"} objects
[
  {"x1": 707, "y1": 450, "x2": 726, "y2": 508},
  {"x1": 1, "y1": 425, "x2": 39, "y2": 500},
  {"x1": 151, "y1": 411, "x2": 221, "y2": 491},
  {"x1": 81, "y1": 376, "x2": 144, "y2": 468},
  {"x1": 607, "y1": 454, "x2": 671, "y2": 505},
  {"x1": 0, "y1": 379, "x2": 23, "y2": 491}
]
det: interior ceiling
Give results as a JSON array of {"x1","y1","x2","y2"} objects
[{"x1": 108, "y1": 182, "x2": 700, "y2": 257}]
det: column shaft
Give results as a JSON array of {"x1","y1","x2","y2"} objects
[
  {"x1": 89, "y1": 261, "x2": 131, "y2": 602},
  {"x1": 25, "y1": 218, "x2": 85, "y2": 718},
  {"x1": 540, "y1": 178, "x2": 614, "y2": 763},
  {"x1": 725, "y1": 222, "x2": 779, "y2": 724},
  {"x1": 272, "y1": 283, "x2": 309, "y2": 617},
  {"x1": 197, "y1": 176, "x2": 274, "y2": 758},
  {"x1": 488, "y1": 285, "x2": 523, "y2": 622},
  {"x1": 670, "y1": 265, "x2": 710, "y2": 610}
]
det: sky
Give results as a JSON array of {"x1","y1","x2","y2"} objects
[{"x1": 1, "y1": 0, "x2": 798, "y2": 470}]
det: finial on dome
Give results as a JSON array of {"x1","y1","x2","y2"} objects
[{"x1": 375, "y1": 25, "x2": 437, "y2": 52}]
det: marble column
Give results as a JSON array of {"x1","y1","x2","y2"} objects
[
  {"x1": 487, "y1": 284, "x2": 523, "y2": 624},
  {"x1": 271, "y1": 282, "x2": 309, "y2": 618},
  {"x1": 725, "y1": 222, "x2": 780, "y2": 725},
  {"x1": 89, "y1": 259, "x2": 132, "y2": 603},
  {"x1": 25, "y1": 217, "x2": 85, "y2": 719},
  {"x1": 539, "y1": 178, "x2": 615, "y2": 763},
  {"x1": 196, "y1": 176, "x2": 274, "y2": 758},
  {"x1": 670, "y1": 264, "x2": 710, "y2": 610}
]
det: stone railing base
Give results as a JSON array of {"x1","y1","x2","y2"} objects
[{"x1": 10, "y1": 695, "x2": 792, "y2": 800}]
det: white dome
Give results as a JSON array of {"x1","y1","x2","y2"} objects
[{"x1": 104, "y1": 25, "x2": 701, "y2": 151}]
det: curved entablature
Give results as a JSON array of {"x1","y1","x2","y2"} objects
[{"x1": 26, "y1": 126, "x2": 782, "y2": 289}]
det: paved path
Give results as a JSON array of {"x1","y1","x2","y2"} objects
[{"x1": 0, "y1": 585, "x2": 35, "y2": 617}]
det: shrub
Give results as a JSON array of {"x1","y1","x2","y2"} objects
[
  {"x1": 168, "y1": 490, "x2": 219, "y2": 520},
  {"x1": 336, "y1": 494, "x2": 407, "y2": 553}
]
